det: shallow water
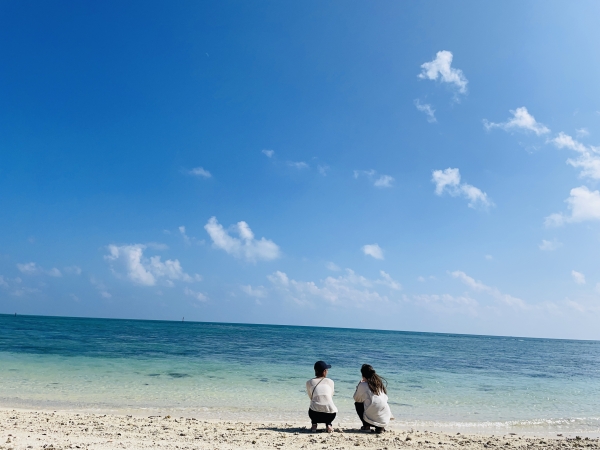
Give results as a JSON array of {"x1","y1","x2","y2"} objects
[{"x1": 1, "y1": 314, "x2": 599, "y2": 435}]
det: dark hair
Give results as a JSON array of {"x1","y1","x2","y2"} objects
[
  {"x1": 361, "y1": 364, "x2": 387, "y2": 395},
  {"x1": 315, "y1": 368, "x2": 326, "y2": 377}
]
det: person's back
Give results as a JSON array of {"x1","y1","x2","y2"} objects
[
  {"x1": 353, "y1": 364, "x2": 393, "y2": 433},
  {"x1": 306, "y1": 361, "x2": 337, "y2": 433}
]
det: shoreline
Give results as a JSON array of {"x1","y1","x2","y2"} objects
[{"x1": 1, "y1": 409, "x2": 599, "y2": 450}]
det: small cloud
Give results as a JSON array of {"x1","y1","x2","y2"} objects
[
  {"x1": 418, "y1": 50, "x2": 468, "y2": 94},
  {"x1": 354, "y1": 170, "x2": 394, "y2": 188},
  {"x1": 17, "y1": 262, "x2": 62, "y2": 277},
  {"x1": 186, "y1": 167, "x2": 212, "y2": 178},
  {"x1": 545, "y1": 186, "x2": 600, "y2": 227},
  {"x1": 550, "y1": 132, "x2": 600, "y2": 180},
  {"x1": 576, "y1": 128, "x2": 590, "y2": 138},
  {"x1": 90, "y1": 277, "x2": 112, "y2": 299},
  {"x1": 204, "y1": 217, "x2": 281, "y2": 262},
  {"x1": 539, "y1": 239, "x2": 562, "y2": 251},
  {"x1": 262, "y1": 149, "x2": 275, "y2": 158},
  {"x1": 317, "y1": 165, "x2": 329, "y2": 176},
  {"x1": 179, "y1": 226, "x2": 191, "y2": 245},
  {"x1": 64, "y1": 266, "x2": 82, "y2": 275},
  {"x1": 414, "y1": 100, "x2": 437, "y2": 123},
  {"x1": 241, "y1": 285, "x2": 267, "y2": 298},
  {"x1": 184, "y1": 286, "x2": 208, "y2": 302},
  {"x1": 376, "y1": 271, "x2": 401, "y2": 290},
  {"x1": 326, "y1": 262, "x2": 341, "y2": 272},
  {"x1": 362, "y1": 244, "x2": 384, "y2": 260},
  {"x1": 483, "y1": 107, "x2": 550, "y2": 136},
  {"x1": 287, "y1": 161, "x2": 309, "y2": 169},
  {"x1": 0, "y1": 275, "x2": 8, "y2": 288},
  {"x1": 417, "y1": 276, "x2": 426, "y2": 282},
  {"x1": 432, "y1": 168, "x2": 493, "y2": 209},
  {"x1": 571, "y1": 270, "x2": 586, "y2": 285},
  {"x1": 485, "y1": 255, "x2": 493, "y2": 261}
]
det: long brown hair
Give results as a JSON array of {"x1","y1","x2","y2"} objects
[{"x1": 361, "y1": 364, "x2": 387, "y2": 395}]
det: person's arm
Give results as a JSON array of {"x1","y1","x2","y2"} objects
[
  {"x1": 354, "y1": 382, "x2": 367, "y2": 402},
  {"x1": 306, "y1": 380, "x2": 312, "y2": 399},
  {"x1": 330, "y1": 379, "x2": 335, "y2": 396}
]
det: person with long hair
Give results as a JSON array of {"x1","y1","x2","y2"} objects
[
  {"x1": 306, "y1": 360, "x2": 337, "y2": 433},
  {"x1": 353, "y1": 364, "x2": 393, "y2": 433}
]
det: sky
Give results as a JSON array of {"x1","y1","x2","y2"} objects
[{"x1": 1, "y1": 1, "x2": 600, "y2": 339}]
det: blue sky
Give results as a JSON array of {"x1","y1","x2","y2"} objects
[{"x1": 2, "y1": 1, "x2": 600, "y2": 339}]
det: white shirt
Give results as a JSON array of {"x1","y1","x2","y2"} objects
[
  {"x1": 306, "y1": 377, "x2": 338, "y2": 413},
  {"x1": 353, "y1": 381, "x2": 393, "y2": 427}
]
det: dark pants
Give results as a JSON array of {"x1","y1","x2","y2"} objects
[
  {"x1": 355, "y1": 402, "x2": 384, "y2": 432},
  {"x1": 308, "y1": 408, "x2": 336, "y2": 425}
]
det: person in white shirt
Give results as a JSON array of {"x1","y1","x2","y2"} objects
[
  {"x1": 353, "y1": 364, "x2": 393, "y2": 433},
  {"x1": 306, "y1": 360, "x2": 337, "y2": 433}
]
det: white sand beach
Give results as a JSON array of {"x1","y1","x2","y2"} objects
[{"x1": 1, "y1": 409, "x2": 597, "y2": 450}]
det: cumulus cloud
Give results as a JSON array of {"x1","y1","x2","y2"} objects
[
  {"x1": 539, "y1": 239, "x2": 562, "y2": 251},
  {"x1": 551, "y1": 132, "x2": 600, "y2": 180},
  {"x1": 262, "y1": 149, "x2": 275, "y2": 158},
  {"x1": 179, "y1": 226, "x2": 191, "y2": 245},
  {"x1": 545, "y1": 186, "x2": 600, "y2": 226},
  {"x1": 354, "y1": 170, "x2": 394, "y2": 188},
  {"x1": 288, "y1": 161, "x2": 309, "y2": 169},
  {"x1": 267, "y1": 269, "x2": 400, "y2": 307},
  {"x1": 184, "y1": 286, "x2": 208, "y2": 302},
  {"x1": 418, "y1": 50, "x2": 468, "y2": 94},
  {"x1": 241, "y1": 285, "x2": 267, "y2": 298},
  {"x1": 204, "y1": 217, "x2": 281, "y2": 262},
  {"x1": 571, "y1": 270, "x2": 586, "y2": 285},
  {"x1": 377, "y1": 271, "x2": 402, "y2": 290},
  {"x1": 362, "y1": 244, "x2": 384, "y2": 260},
  {"x1": 414, "y1": 100, "x2": 436, "y2": 123},
  {"x1": 187, "y1": 167, "x2": 212, "y2": 178},
  {"x1": 63, "y1": 266, "x2": 82, "y2": 275},
  {"x1": 104, "y1": 244, "x2": 200, "y2": 286},
  {"x1": 451, "y1": 270, "x2": 527, "y2": 309},
  {"x1": 16, "y1": 262, "x2": 62, "y2": 277},
  {"x1": 483, "y1": 107, "x2": 550, "y2": 136},
  {"x1": 432, "y1": 168, "x2": 492, "y2": 209}
]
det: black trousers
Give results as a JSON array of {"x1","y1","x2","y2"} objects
[
  {"x1": 355, "y1": 402, "x2": 369, "y2": 427},
  {"x1": 308, "y1": 408, "x2": 336, "y2": 425}
]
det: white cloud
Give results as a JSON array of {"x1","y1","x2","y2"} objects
[
  {"x1": 354, "y1": 170, "x2": 394, "y2": 188},
  {"x1": 373, "y1": 175, "x2": 394, "y2": 188},
  {"x1": 64, "y1": 266, "x2": 82, "y2": 275},
  {"x1": 204, "y1": 216, "x2": 281, "y2": 262},
  {"x1": 317, "y1": 165, "x2": 329, "y2": 176},
  {"x1": 0, "y1": 276, "x2": 8, "y2": 288},
  {"x1": 288, "y1": 161, "x2": 309, "y2": 169},
  {"x1": 376, "y1": 271, "x2": 401, "y2": 290},
  {"x1": 179, "y1": 226, "x2": 191, "y2": 245},
  {"x1": 414, "y1": 100, "x2": 436, "y2": 123},
  {"x1": 545, "y1": 186, "x2": 600, "y2": 226},
  {"x1": 551, "y1": 132, "x2": 600, "y2": 180},
  {"x1": 17, "y1": 262, "x2": 62, "y2": 277},
  {"x1": 267, "y1": 269, "x2": 400, "y2": 307},
  {"x1": 187, "y1": 167, "x2": 212, "y2": 178},
  {"x1": 184, "y1": 286, "x2": 208, "y2": 302},
  {"x1": 539, "y1": 239, "x2": 562, "y2": 251},
  {"x1": 483, "y1": 107, "x2": 550, "y2": 135},
  {"x1": 105, "y1": 244, "x2": 199, "y2": 286},
  {"x1": 571, "y1": 270, "x2": 586, "y2": 285},
  {"x1": 451, "y1": 270, "x2": 527, "y2": 309},
  {"x1": 418, "y1": 50, "x2": 468, "y2": 94},
  {"x1": 485, "y1": 255, "x2": 493, "y2": 261},
  {"x1": 576, "y1": 128, "x2": 590, "y2": 138},
  {"x1": 326, "y1": 262, "x2": 341, "y2": 272},
  {"x1": 432, "y1": 168, "x2": 493, "y2": 209},
  {"x1": 262, "y1": 149, "x2": 274, "y2": 158},
  {"x1": 412, "y1": 293, "x2": 478, "y2": 309},
  {"x1": 362, "y1": 244, "x2": 384, "y2": 260},
  {"x1": 90, "y1": 277, "x2": 111, "y2": 299},
  {"x1": 241, "y1": 285, "x2": 267, "y2": 298}
]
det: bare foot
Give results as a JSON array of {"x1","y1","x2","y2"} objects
[
  {"x1": 310, "y1": 424, "x2": 317, "y2": 433},
  {"x1": 326, "y1": 425, "x2": 333, "y2": 433}
]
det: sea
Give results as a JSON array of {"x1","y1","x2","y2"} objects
[{"x1": 1, "y1": 314, "x2": 599, "y2": 436}]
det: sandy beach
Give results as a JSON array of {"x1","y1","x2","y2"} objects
[{"x1": 1, "y1": 409, "x2": 598, "y2": 450}]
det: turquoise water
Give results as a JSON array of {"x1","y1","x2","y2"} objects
[{"x1": 1, "y1": 314, "x2": 600, "y2": 435}]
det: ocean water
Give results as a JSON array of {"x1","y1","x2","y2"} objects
[{"x1": 1, "y1": 314, "x2": 599, "y2": 436}]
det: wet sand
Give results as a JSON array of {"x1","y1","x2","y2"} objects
[{"x1": 1, "y1": 409, "x2": 598, "y2": 450}]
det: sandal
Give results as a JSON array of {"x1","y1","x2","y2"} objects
[{"x1": 360, "y1": 425, "x2": 372, "y2": 432}]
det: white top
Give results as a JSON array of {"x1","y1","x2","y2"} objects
[
  {"x1": 306, "y1": 377, "x2": 338, "y2": 413},
  {"x1": 353, "y1": 381, "x2": 393, "y2": 427}
]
